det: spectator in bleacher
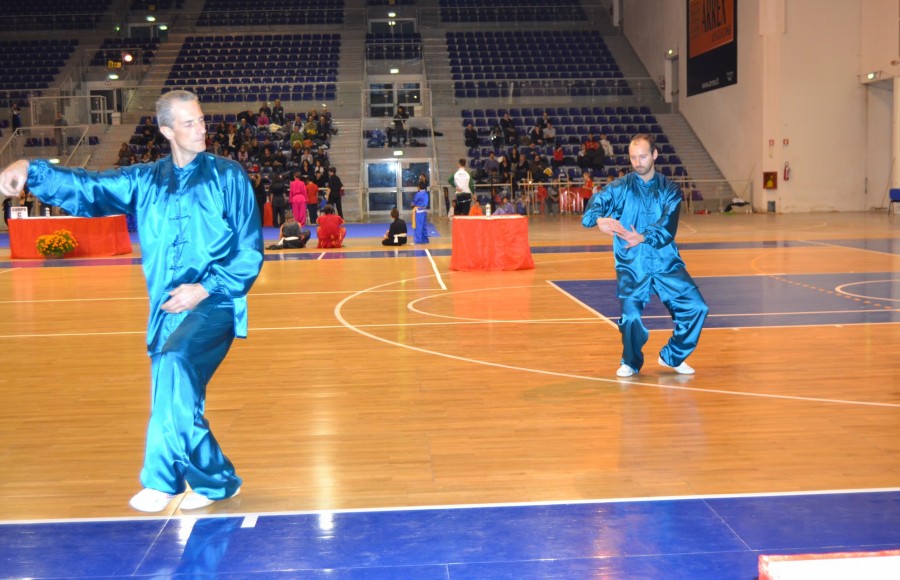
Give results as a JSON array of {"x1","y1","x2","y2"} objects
[
  {"x1": 599, "y1": 133, "x2": 614, "y2": 159},
  {"x1": 256, "y1": 110, "x2": 270, "y2": 128},
  {"x1": 236, "y1": 108, "x2": 256, "y2": 126},
  {"x1": 10, "y1": 103, "x2": 22, "y2": 131},
  {"x1": 237, "y1": 117, "x2": 255, "y2": 138},
  {"x1": 271, "y1": 99, "x2": 285, "y2": 126},
  {"x1": 489, "y1": 124, "x2": 503, "y2": 149},
  {"x1": 542, "y1": 122, "x2": 557, "y2": 145},
  {"x1": 584, "y1": 133, "x2": 599, "y2": 151},
  {"x1": 54, "y1": 112, "x2": 68, "y2": 156},
  {"x1": 483, "y1": 152, "x2": 500, "y2": 180},
  {"x1": 537, "y1": 110, "x2": 552, "y2": 129},
  {"x1": 497, "y1": 155, "x2": 512, "y2": 186},
  {"x1": 326, "y1": 166, "x2": 344, "y2": 219},
  {"x1": 316, "y1": 145, "x2": 329, "y2": 168},
  {"x1": 528, "y1": 124, "x2": 544, "y2": 146},
  {"x1": 258, "y1": 101, "x2": 271, "y2": 119},
  {"x1": 289, "y1": 124, "x2": 304, "y2": 147},
  {"x1": 382, "y1": 207, "x2": 408, "y2": 246},
  {"x1": 493, "y1": 195, "x2": 515, "y2": 215},
  {"x1": 115, "y1": 143, "x2": 132, "y2": 167},
  {"x1": 237, "y1": 143, "x2": 250, "y2": 165},
  {"x1": 312, "y1": 159, "x2": 326, "y2": 187},
  {"x1": 259, "y1": 146, "x2": 275, "y2": 169},
  {"x1": 299, "y1": 159, "x2": 314, "y2": 183},
  {"x1": 510, "y1": 145, "x2": 526, "y2": 178},
  {"x1": 500, "y1": 112, "x2": 518, "y2": 145},
  {"x1": 551, "y1": 144, "x2": 566, "y2": 170},
  {"x1": 223, "y1": 124, "x2": 239, "y2": 156},
  {"x1": 140, "y1": 118, "x2": 160, "y2": 146},
  {"x1": 303, "y1": 117, "x2": 319, "y2": 142},
  {"x1": 582, "y1": 134, "x2": 707, "y2": 378},
  {"x1": 528, "y1": 153, "x2": 549, "y2": 182},
  {"x1": 299, "y1": 147, "x2": 313, "y2": 167},
  {"x1": 464, "y1": 123, "x2": 478, "y2": 148}
]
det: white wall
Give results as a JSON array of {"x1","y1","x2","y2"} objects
[{"x1": 623, "y1": 0, "x2": 883, "y2": 212}]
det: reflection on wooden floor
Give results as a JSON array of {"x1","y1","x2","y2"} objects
[{"x1": 0, "y1": 212, "x2": 898, "y2": 520}]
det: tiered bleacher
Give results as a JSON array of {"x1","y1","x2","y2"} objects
[
  {"x1": 90, "y1": 38, "x2": 160, "y2": 67},
  {"x1": 0, "y1": 39, "x2": 78, "y2": 107},
  {"x1": 196, "y1": 0, "x2": 345, "y2": 26},
  {"x1": 0, "y1": 0, "x2": 109, "y2": 29},
  {"x1": 365, "y1": 33, "x2": 422, "y2": 60},
  {"x1": 164, "y1": 34, "x2": 340, "y2": 103},
  {"x1": 449, "y1": 31, "x2": 628, "y2": 99},
  {"x1": 130, "y1": 0, "x2": 184, "y2": 8},
  {"x1": 439, "y1": 0, "x2": 586, "y2": 23}
]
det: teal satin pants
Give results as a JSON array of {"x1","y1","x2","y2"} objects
[
  {"x1": 619, "y1": 285, "x2": 708, "y2": 372},
  {"x1": 140, "y1": 294, "x2": 242, "y2": 499}
]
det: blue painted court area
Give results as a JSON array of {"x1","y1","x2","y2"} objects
[
  {"x1": 1, "y1": 490, "x2": 898, "y2": 578},
  {"x1": 555, "y1": 272, "x2": 900, "y2": 329}
]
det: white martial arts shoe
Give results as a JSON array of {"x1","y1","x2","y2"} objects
[
  {"x1": 616, "y1": 364, "x2": 637, "y2": 378},
  {"x1": 129, "y1": 488, "x2": 176, "y2": 512},
  {"x1": 658, "y1": 356, "x2": 695, "y2": 375},
  {"x1": 179, "y1": 487, "x2": 241, "y2": 510}
]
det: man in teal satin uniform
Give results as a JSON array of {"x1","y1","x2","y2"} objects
[
  {"x1": 582, "y1": 134, "x2": 708, "y2": 378},
  {"x1": 0, "y1": 91, "x2": 264, "y2": 512}
]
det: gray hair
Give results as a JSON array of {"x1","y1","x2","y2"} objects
[{"x1": 155, "y1": 90, "x2": 199, "y2": 129}]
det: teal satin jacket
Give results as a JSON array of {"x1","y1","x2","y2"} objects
[
  {"x1": 27, "y1": 154, "x2": 264, "y2": 353},
  {"x1": 582, "y1": 172, "x2": 698, "y2": 302}
]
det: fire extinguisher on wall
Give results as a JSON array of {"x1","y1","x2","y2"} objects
[{"x1": 783, "y1": 161, "x2": 791, "y2": 181}]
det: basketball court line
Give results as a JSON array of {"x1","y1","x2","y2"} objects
[
  {"x1": 332, "y1": 274, "x2": 900, "y2": 409},
  {"x1": 2, "y1": 486, "x2": 898, "y2": 527}
]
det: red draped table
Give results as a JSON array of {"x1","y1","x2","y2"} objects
[
  {"x1": 8, "y1": 215, "x2": 133, "y2": 259},
  {"x1": 449, "y1": 215, "x2": 535, "y2": 272}
]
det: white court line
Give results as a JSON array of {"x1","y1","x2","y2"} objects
[
  {"x1": 316, "y1": 252, "x2": 326, "y2": 260},
  {"x1": 0, "y1": 268, "x2": 14, "y2": 275},
  {"x1": 547, "y1": 279, "x2": 618, "y2": 329},
  {"x1": 424, "y1": 249, "x2": 446, "y2": 290},
  {"x1": 5, "y1": 486, "x2": 899, "y2": 526},
  {"x1": 332, "y1": 275, "x2": 900, "y2": 410},
  {"x1": 241, "y1": 515, "x2": 258, "y2": 528},
  {"x1": 803, "y1": 238, "x2": 899, "y2": 256}
]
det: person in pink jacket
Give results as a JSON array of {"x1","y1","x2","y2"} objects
[{"x1": 289, "y1": 172, "x2": 308, "y2": 226}]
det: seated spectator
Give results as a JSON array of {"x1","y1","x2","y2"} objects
[
  {"x1": 493, "y1": 195, "x2": 515, "y2": 215},
  {"x1": 464, "y1": 123, "x2": 478, "y2": 148},
  {"x1": 483, "y1": 152, "x2": 500, "y2": 179},
  {"x1": 599, "y1": 133, "x2": 614, "y2": 159},
  {"x1": 139, "y1": 118, "x2": 159, "y2": 146},
  {"x1": 551, "y1": 144, "x2": 565, "y2": 169},
  {"x1": 499, "y1": 113, "x2": 518, "y2": 145},
  {"x1": 528, "y1": 153, "x2": 549, "y2": 182},
  {"x1": 382, "y1": 207, "x2": 408, "y2": 246},
  {"x1": 258, "y1": 101, "x2": 271, "y2": 118},
  {"x1": 271, "y1": 99, "x2": 285, "y2": 125},
  {"x1": 468, "y1": 198, "x2": 483, "y2": 215},
  {"x1": 542, "y1": 122, "x2": 556, "y2": 145},
  {"x1": 303, "y1": 118, "x2": 319, "y2": 141},
  {"x1": 257, "y1": 111, "x2": 270, "y2": 127},
  {"x1": 528, "y1": 124, "x2": 544, "y2": 145},
  {"x1": 115, "y1": 143, "x2": 132, "y2": 166},
  {"x1": 267, "y1": 217, "x2": 311, "y2": 250},
  {"x1": 537, "y1": 110, "x2": 552, "y2": 129},
  {"x1": 489, "y1": 124, "x2": 504, "y2": 149},
  {"x1": 316, "y1": 204, "x2": 346, "y2": 248}
]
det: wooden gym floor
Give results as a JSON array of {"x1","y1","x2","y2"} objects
[{"x1": 0, "y1": 211, "x2": 898, "y2": 522}]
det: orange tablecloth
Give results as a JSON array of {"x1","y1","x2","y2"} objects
[
  {"x1": 9, "y1": 215, "x2": 133, "y2": 259},
  {"x1": 449, "y1": 215, "x2": 535, "y2": 272},
  {"x1": 263, "y1": 202, "x2": 273, "y2": 227}
]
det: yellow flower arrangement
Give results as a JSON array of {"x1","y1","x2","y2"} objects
[{"x1": 35, "y1": 229, "x2": 78, "y2": 258}]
